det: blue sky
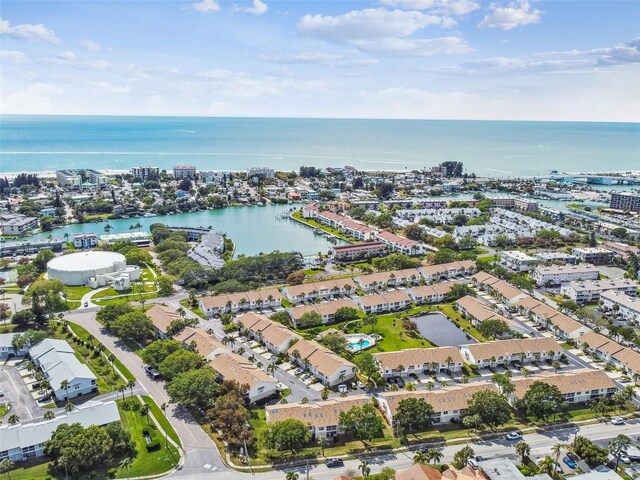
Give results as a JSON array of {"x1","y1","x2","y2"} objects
[{"x1": 1, "y1": 0, "x2": 639, "y2": 120}]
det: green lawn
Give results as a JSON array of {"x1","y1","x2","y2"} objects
[
  {"x1": 179, "y1": 298, "x2": 205, "y2": 319},
  {"x1": 116, "y1": 398, "x2": 180, "y2": 478},
  {"x1": 5, "y1": 459, "x2": 56, "y2": 480},
  {"x1": 0, "y1": 403, "x2": 11, "y2": 417},
  {"x1": 63, "y1": 285, "x2": 93, "y2": 301},
  {"x1": 141, "y1": 395, "x2": 182, "y2": 447}
]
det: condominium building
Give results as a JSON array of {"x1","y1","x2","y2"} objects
[
  {"x1": 601, "y1": 290, "x2": 640, "y2": 322},
  {"x1": 499, "y1": 250, "x2": 538, "y2": 272},
  {"x1": 374, "y1": 346, "x2": 465, "y2": 377},
  {"x1": 532, "y1": 263, "x2": 599, "y2": 286},
  {"x1": 0, "y1": 214, "x2": 38, "y2": 236},
  {"x1": 56, "y1": 169, "x2": 108, "y2": 190},
  {"x1": 603, "y1": 241, "x2": 640, "y2": 258},
  {"x1": 534, "y1": 251, "x2": 577, "y2": 264},
  {"x1": 209, "y1": 352, "x2": 278, "y2": 403},
  {"x1": 571, "y1": 247, "x2": 615, "y2": 265},
  {"x1": 460, "y1": 337, "x2": 563, "y2": 367},
  {"x1": 511, "y1": 369, "x2": 617, "y2": 404},
  {"x1": 332, "y1": 242, "x2": 387, "y2": 262},
  {"x1": 287, "y1": 339, "x2": 356, "y2": 386},
  {"x1": 610, "y1": 192, "x2": 640, "y2": 212},
  {"x1": 130, "y1": 166, "x2": 160, "y2": 181},
  {"x1": 172, "y1": 164, "x2": 197, "y2": 179},
  {"x1": 560, "y1": 278, "x2": 638, "y2": 304},
  {"x1": 247, "y1": 167, "x2": 275, "y2": 178},
  {"x1": 0, "y1": 237, "x2": 65, "y2": 257},
  {"x1": 73, "y1": 233, "x2": 98, "y2": 249}
]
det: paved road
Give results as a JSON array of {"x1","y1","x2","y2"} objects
[{"x1": 65, "y1": 308, "x2": 226, "y2": 478}]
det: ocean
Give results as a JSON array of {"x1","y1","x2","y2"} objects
[{"x1": 0, "y1": 115, "x2": 638, "y2": 177}]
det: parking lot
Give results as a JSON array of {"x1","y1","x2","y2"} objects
[{"x1": 0, "y1": 363, "x2": 48, "y2": 422}]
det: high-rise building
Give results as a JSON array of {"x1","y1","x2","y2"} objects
[
  {"x1": 610, "y1": 192, "x2": 640, "y2": 212},
  {"x1": 173, "y1": 165, "x2": 197, "y2": 179},
  {"x1": 130, "y1": 166, "x2": 160, "y2": 181},
  {"x1": 56, "y1": 169, "x2": 108, "y2": 190}
]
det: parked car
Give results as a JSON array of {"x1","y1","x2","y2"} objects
[
  {"x1": 566, "y1": 452, "x2": 579, "y2": 463},
  {"x1": 83, "y1": 301, "x2": 89, "y2": 307},
  {"x1": 611, "y1": 417, "x2": 625, "y2": 425},
  {"x1": 144, "y1": 365, "x2": 160, "y2": 379},
  {"x1": 563, "y1": 457, "x2": 577, "y2": 469},
  {"x1": 468, "y1": 459, "x2": 480, "y2": 470},
  {"x1": 326, "y1": 458, "x2": 344, "y2": 468},
  {"x1": 506, "y1": 432, "x2": 522, "y2": 441},
  {"x1": 338, "y1": 384, "x2": 348, "y2": 393},
  {"x1": 293, "y1": 368, "x2": 304, "y2": 375},
  {"x1": 357, "y1": 381, "x2": 365, "y2": 389},
  {"x1": 0, "y1": 390, "x2": 4, "y2": 397},
  {"x1": 511, "y1": 361, "x2": 523, "y2": 371}
]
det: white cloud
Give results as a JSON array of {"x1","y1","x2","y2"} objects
[
  {"x1": 57, "y1": 50, "x2": 76, "y2": 61},
  {"x1": 258, "y1": 52, "x2": 379, "y2": 67},
  {"x1": 0, "y1": 50, "x2": 28, "y2": 64},
  {"x1": 379, "y1": 0, "x2": 480, "y2": 15},
  {"x1": 1, "y1": 83, "x2": 64, "y2": 114},
  {"x1": 191, "y1": 0, "x2": 220, "y2": 13},
  {"x1": 79, "y1": 40, "x2": 102, "y2": 51},
  {"x1": 0, "y1": 18, "x2": 60, "y2": 44},
  {"x1": 89, "y1": 81, "x2": 130, "y2": 94},
  {"x1": 353, "y1": 36, "x2": 472, "y2": 56},
  {"x1": 298, "y1": 8, "x2": 452, "y2": 43},
  {"x1": 478, "y1": 1, "x2": 542, "y2": 30},
  {"x1": 243, "y1": 0, "x2": 268, "y2": 15}
]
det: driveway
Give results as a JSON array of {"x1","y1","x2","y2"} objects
[{"x1": 0, "y1": 364, "x2": 47, "y2": 422}]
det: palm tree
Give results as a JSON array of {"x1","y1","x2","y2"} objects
[
  {"x1": 0, "y1": 458, "x2": 14, "y2": 480},
  {"x1": 285, "y1": 472, "x2": 299, "y2": 480},
  {"x1": 359, "y1": 460, "x2": 371, "y2": 479},
  {"x1": 60, "y1": 379, "x2": 70, "y2": 404},
  {"x1": 317, "y1": 436, "x2": 329, "y2": 457},
  {"x1": 413, "y1": 451, "x2": 429, "y2": 464},
  {"x1": 108, "y1": 353, "x2": 116, "y2": 373},
  {"x1": 141, "y1": 404, "x2": 151, "y2": 424},
  {"x1": 44, "y1": 411, "x2": 55, "y2": 420},
  {"x1": 64, "y1": 402, "x2": 75, "y2": 413},
  {"x1": 321, "y1": 386, "x2": 331, "y2": 401},
  {"x1": 516, "y1": 441, "x2": 531, "y2": 463},
  {"x1": 428, "y1": 448, "x2": 443, "y2": 465},
  {"x1": 8, "y1": 414, "x2": 20, "y2": 426},
  {"x1": 104, "y1": 224, "x2": 113, "y2": 234},
  {"x1": 128, "y1": 380, "x2": 136, "y2": 399},
  {"x1": 405, "y1": 382, "x2": 416, "y2": 391},
  {"x1": 552, "y1": 443, "x2": 567, "y2": 465},
  {"x1": 609, "y1": 435, "x2": 631, "y2": 468},
  {"x1": 552, "y1": 361, "x2": 561, "y2": 373},
  {"x1": 119, "y1": 457, "x2": 132, "y2": 479},
  {"x1": 538, "y1": 456, "x2": 556, "y2": 476},
  {"x1": 118, "y1": 384, "x2": 127, "y2": 402}
]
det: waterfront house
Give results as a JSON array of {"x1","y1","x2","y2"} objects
[
  {"x1": 265, "y1": 395, "x2": 371, "y2": 440},
  {"x1": 375, "y1": 230, "x2": 425, "y2": 255},
  {"x1": 459, "y1": 337, "x2": 562, "y2": 368},
  {"x1": 374, "y1": 346, "x2": 465, "y2": 378},
  {"x1": 331, "y1": 242, "x2": 387, "y2": 263}
]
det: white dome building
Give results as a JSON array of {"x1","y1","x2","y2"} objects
[{"x1": 47, "y1": 251, "x2": 141, "y2": 290}]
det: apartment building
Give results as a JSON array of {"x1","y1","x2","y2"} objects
[
  {"x1": 603, "y1": 241, "x2": 640, "y2": 259},
  {"x1": 377, "y1": 382, "x2": 497, "y2": 426},
  {"x1": 247, "y1": 167, "x2": 275, "y2": 178},
  {"x1": 610, "y1": 192, "x2": 640, "y2": 212},
  {"x1": 289, "y1": 298, "x2": 359, "y2": 327},
  {"x1": 265, "y1": 396, "x2": 371, "y2": 440},
  {"x1": 532, "y1": 263, "x2": 599, "y2": 286},
  {"x1": 0, "y1": 237, "x2": 65, "y2": 257},
  {"x1": 0, "y1": 333, "x2": 29, "y2": 359},
  {"x1": 455, "y1": 296, "x2": 509, "y2": 325},
  {"x1": 571, "y1": 247, "x2": 615, "y2": 265},
  {"x1": 287, "y1": 339, "x2": 356, "y2": 386},
  {"x1": 576, "y1": 331, "x2": 624, "y2": 363},
  {"x1": 208, "y1": 352, "x2": 278, "y2": 403},
  {"x1": 0, "y1": 214, "x2": 38, "y2": 236},
  {"x1": 374, "y1": 346, "x2": 465, "y2": 377},
  {"x1": 511, "y1": 369, "x2": 617, "y2": 404},
  {"x1": 560, "y1": 278, "x2": 638, "y2": 304},
  {"x1": 534, "y1": 251, "x2": 577, "y2": 265},
  {"x1": 199, "y1": 287, "x2": 282, "y2": 317},
  {"x1": 332, "y1": 242, "x2": 387, "y2": 262},
  {"x1": 601, "y1": 290, "x2": 640, "y2": 322},
  {"x1": 282, "y1": 279, "x2": 356, "y2": 304},
  {"x1": 146, "y1": 304, "x2": 183, "y2": 338},
  {"x1": 355, "y1": 291, "x2": 413, "y2": 314},
  {"x1": 173, "y1": 327, "x2": 230, "y2": 360},
  {"x1": 375, "y1": 230, "x2": 425, "y2": 256},
  {"x1": 499, "y1": 250, "x2": 538, "y2": 272},
  {"x1": 73, "y1": 232, "x2": 98, "y2": 249},
  {"x1": 460, "y1": 337, "x2": 563, "y2": 367},
  {"x1": 130, "y1": 166, "x2": 160, "y2": 181},
  {"x1": 409, "y1": 281, "x2": 458, "y2": 305},
  {"x1": 173, "y1": 164, "x2": 197, "y2": 179},
  {"x1": 56, "y1": 169, "x2": 108, "y2": 189},
  {"x1": 421, "y1": 260, "x2": 476, "y2": 282},
  {"x1": 354, "y1": 268, "x2": 423, "y2": 292},
  {"x1": 237, "y1": 312, "x2": 301, "y2": 353}
]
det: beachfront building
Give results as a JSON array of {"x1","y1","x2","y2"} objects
[
  {"x1": 510, "y1": 369, "x2": 617, "y2": 405},
  {"x1": 355, "y1": 291, "x2": 412, "y2": 314},
  {"x1": 281, "y1": 279, "x2": 356, "y2": 304},
  {"x1": 236, "y1": 312, "x2": 301, "y2": 354},
  {"x1": 265, "y1": 396, "x2": 371, "y2": 441},
  {"x1": 377, "y1": 382, "x2": 497, "y2": 426},
  {"x1": 459, "y1": 337, "x2": 563, "y2": 368},
  {"x1": 0, "y1": 333, "x2": 29, "y2": 359},
  {"x1": 172, "y1": 164, "x2": 197, "y2": 179},
  {"x1": 532, "y1": 263, "x2": 599, "y2": 286},
  {"x1": 560, "y1": 278, "x2": 638, "y2": 304},
  {"x1": 0, "y1": 401, "x2": 120, "y2": 463},
  {"x1": 601, "y1": 290, "x2": 640, "y2": 322},
  {"x1": 29, "y1": 339, "x2": 97, "y2": 401},
  {"x1": 198, "y1": 288, "x2": 282, "y2": 317},
  {"x1": 247, "y1": 167, "x2": 275, "y2": 178},
  {"x1": 354, "y1": 268, "x2": 423, "y2": 293},
  {"x1": 289, "y1": 298, "x2": 359, "y2": 327},
  {"x1": 331, "y1": 242, "x2": 387, "y2": 263},
  {"x1": 499, "y1": 250, "x2": 538, "y2": 272},
  {"x1": 0, "y1": 214, "x2": 38, "y2": 236},
  {"x1": 302, "y1": 202, "x2": 320, "y2": 219},
  {"x1": 610, "y1": 192, "x2": 640, "y2": 212},
  {"x1": 0, "y1": 237, "x2": 65, "y2": 257},
  {"x1": 56, "y1": 169, "x2": 108, "y2": 190},
  {"x1": 375, "y1": 230, "x2": 426, "y2": 255},
  {"x1": 209, "y1": 352, "x2": 278, "y2": 403},
  {"x1": 374, "y1": 346, "x2": 465, "y2": 378},
  {"x1": 571, "y1": 247, "x2": 615, "y2": 265},
  {"x1": 72, "y1": 232, "x2": 98, "y2": 249},
  {"x1": 287, "y1": 338, "x2": 356, "y2": 386},
  {"x1": 130, "y1": 166, "x2": 160, "y2": 181}
]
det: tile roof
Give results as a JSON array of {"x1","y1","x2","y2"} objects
[
  {"x1": 173, "y1": 326, "x2": 228, "y2": 358},
  {"x1": 200, "y1": 287, "x2": 282, "y2": 309},
  {"x1": 266, "y1": 395, "x2": 370, "y2": 427},
  {"x1": 462, "y1": 337, "x2": 562, "y2": 361},
  {"x1": 145, "y1": 304, "x2": 181, "y2": 334},
  {"x1": 356, "y1": 268, "x2": 423, "y2": 286},
  {"x1": 374, "y1": 346, "x2": 465, "y2": 370},
  {"x1": 512, "y1": 369, "x2": 616, "y2": 399},
  {"x1": 290, "y1": 298, "x2": 359, "y2": 321},
  {"x1": 209, "y1": 352, "x2": 276, "y2": 387},
  {"x1": 395, "y1": 464, "x2": 444, "y2": 480}
]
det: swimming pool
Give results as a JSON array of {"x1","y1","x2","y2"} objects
[{"x1": 344, "y1": 334, "x2": 376, "y2": 352}]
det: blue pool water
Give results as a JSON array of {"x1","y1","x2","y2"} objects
[{"x1": 349, "y1": 339, "x2": 371, "y2": 351}]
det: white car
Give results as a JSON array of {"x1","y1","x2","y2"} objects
[
  {"x1": 293, "y1": 368, "x2": 304, "y2": 375},
  {"x1": 506, "y1": 432, "x2": 522, "y2": 441},
  {"x1": 611, "y1": 417, "x2": 625, "y2": 425}
]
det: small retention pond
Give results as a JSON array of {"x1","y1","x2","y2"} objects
[{"x1": 413, "y1": 312, "x2": 477, "y2": 347}]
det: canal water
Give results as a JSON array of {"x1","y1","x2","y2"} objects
[
  {"x1": 413, "y1": 312, "x2": 477, "y2": 347},
  {"x1": 28, "y1": 204, "x2": 345, "y2": 257}
]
